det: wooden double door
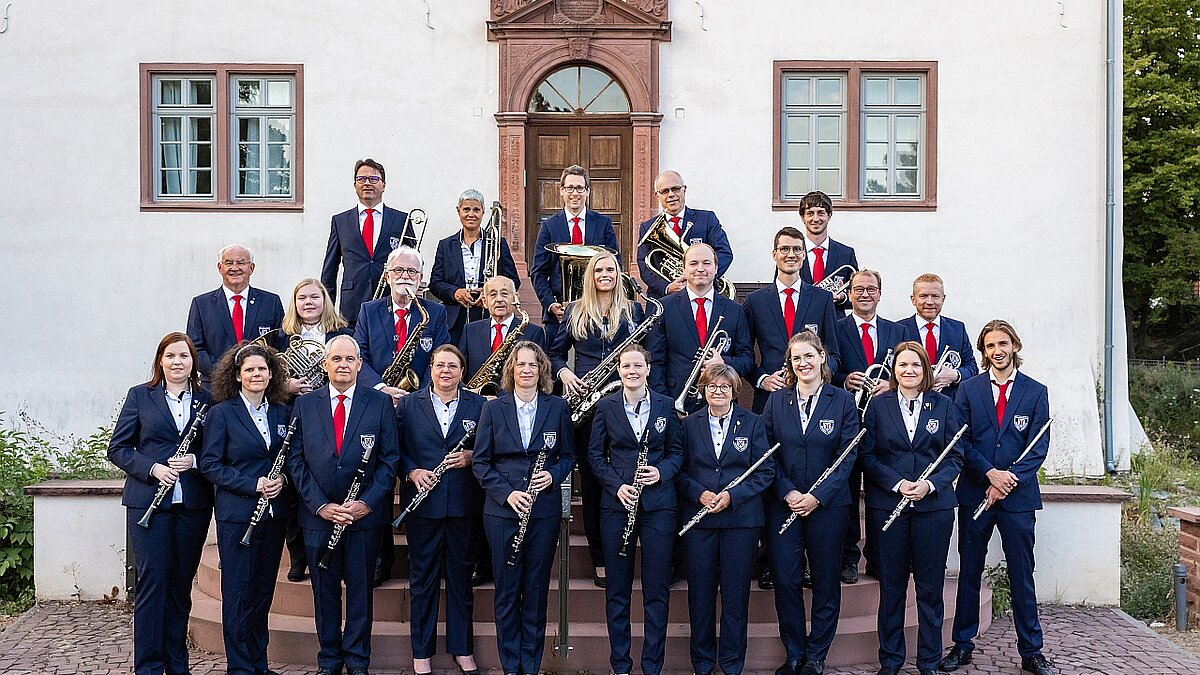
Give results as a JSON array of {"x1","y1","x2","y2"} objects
[{"x1": 525, "y1": 119, "x2": 635, "y2": 270}]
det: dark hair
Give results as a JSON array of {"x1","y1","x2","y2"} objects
[
  {"x1": 354, "y1": 158, "x2": 386, "y2": 183},
  {"x1": 560, "y1": 164, "x2": 590, "y2": 188},
  {"x1": 782, "y1": 330, "x2": 832, "y2": 387},
  {"x1": 773, "y1": 226, "x2": 806, "y2": 249},
  {"x1": 852, "y1": 268, "x2": 883, "y2": 289},
  {"x1": 501, "y1": 341, "x2": 554, "y2": 394},
  {"x1": 147, "y1": 332, "x2": 201, "y2": 389},
  {"x1": 209, "y1": 341, "x2": 289, "y2": 404},
  {"x1": 888, "y1": 340, "x2": 934, "y2": 393},
  {"x1": 431, "y1": 343, "x2": 466, "y2": 369},
  {"x1": 698, "y1": 363, "x2": 741, "y2": 396},
  {"x1": 977, "y1": 319, "x2": 1024, "y2": 370},
  {"x1": 798, "y1": 191, "x2": 833, "y2": 215}
]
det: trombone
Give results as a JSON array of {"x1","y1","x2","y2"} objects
[{"x1": 372, "y1": 208, "x2": 429, "y2": 301}]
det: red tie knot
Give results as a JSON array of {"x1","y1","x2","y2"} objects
[
  {"x1": 233, "y1": 294, "x2": 243, "y2": 303},
  {"x1": 814, "y1": 246, "x2": 825, "y2": 254},
  {"x1": 695, "y1": 298, "x2": 706, "y2": 308},
  {"x1": 861, "y1": 323, "x2": 871, "y2": 335},
  {"x1": 926, "y1": 322, "x2": 935, "y2": 331},
  {"x1": 572, "y1": 217, "x2": 580, "y2": 226},
  {"x1": 337, "y1": 394, "x2": 346, "y2": 404},
  {"x1": 783, "y1": 288, "x2": 794, "y2": 299},
  {"x1": 396, "y1": 308, "x2": 408, "y2": 320}
]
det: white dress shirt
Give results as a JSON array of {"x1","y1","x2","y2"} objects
[
  {"x1": 805, "y1": 235, "x2": 830, "y2": 273},
  {"x1": 990, "y1": 368, "x2": 1018, "y2": 404},
  {"x1": 796, "y1": 385, "x2": 822, "y2": 434},
  {"x1": 241, "y1": 393, "x2": 271, "y2": 446},
  {"x1": 895, "y1": 391, "x2": 935, "y2": 494},
  {"x1": 708, "y1": 408, "x2": 732, "y2": 459},
  {"x1": 358, "y1": 201, "x2": 386, "y2": 253},
  {"x1": 852, "y1": 313, "x2": 878, "y2": 353},
  {"x1": 431, "y1": 388, "x2": 460, "y2": 439},
  {"x1": 623, "y1": 389, "x2": 650, "y2": 438},
  {"x1": 685, "y1": 287, "x2": 717, "y2": 323},
  {"x1": 918, "y1": 315, "x2": 942, "y2": 347},
  {"x1": 459, "y1": 234, "x2": 482, "y2": 287},
  {"x1": 515, "y1": 394, "x2": 538, "y2": 450},
  {"x1": 299, "y1": 323, "x2": 325, "y2": 344},
  {"x1": 330, "y1": 384, "x2": 357, "y2": 418},
  {"x1": 222, "y1": 285, "x2": 251, "y2": 331},
  {"x1": 563, "y1": 207, "x2": 588, "y2": 241},
  {"x1": 163, "y1": 388, "x2": 194, "y2": 503}
]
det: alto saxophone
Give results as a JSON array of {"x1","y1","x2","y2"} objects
[
  {"x1": 618, "y1": 427, "x2": 651, "y2": 557},
  {"x1": 673, "y1": 315, "x2": 731, "y2": 414},
  {"x1": 507, "y1": 449, "x2": 548, "y2": 566},
  {"x1": 466, "y1": 306, "x2": 528, "y2": 396},
  {"x1": 381, "y1": 297, "x2": 430, "y2": 392}
]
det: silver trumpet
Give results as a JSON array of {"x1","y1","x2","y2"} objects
[
  {"x1": 778, "y1": 428, "x2": 867, "y2": 534},
  {"x1": 815, "y1": 264, "x2": 857, "y2": 297},
  {"x1": 932, "y1": 346, "x2": 962, "y2": 381},
  {"x1": 972, "y1": 418, "x2": 1053, "y2": 520},
  {"x1": 674, "y1": 316, "x2": 730, "y2": 414},
  {"x1": 881, "y1": 424, "x2": 969, "y2": 531},
  {"x1": 856, "y1": 348, "x2": 894, "y2": 419}
]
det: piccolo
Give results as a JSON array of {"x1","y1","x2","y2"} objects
[
  {"x1": 507, "y1": 450, "x2": 548, "y2": 566},
  {"x1": 317, "y1": 436, "x2": 378, "y2": 570},
  {"x1": 618, "y1": 427, "x2": 651, "y2": 557},
  {"x1": 392, "y1": 427, "x2": 477, "y2": 529},
  {"x1": 881, "y1": 423, "x2": 968, "y2": 532},
  {"x1": 778, "y1": 428, "x2": 867, "y2": 535},
  {"x1": 137, "y1": 404, "x2": 209, "y2": 528},
  {"x1": 972, "y1": 418, "x2": 1054, "y2": 521},
  {"x1": 679, "y1": 443, "x2": 779, "y2": 536},
  {"x1": 240, "y1": 418, "x2": 298, "y2": 546}
]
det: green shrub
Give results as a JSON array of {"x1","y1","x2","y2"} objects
[
  {"x1": 1121, "y1": 518, "x2": 1179, "y2": 620},
  {"x1": 985, "y1": 562, "x2": 1012, "y2": 617},
  {"x1": 1128, "y1": 362, "x2": 1200, "y2": 451}
]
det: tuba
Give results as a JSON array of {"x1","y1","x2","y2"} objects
[
  {"x1": 466, "y1": 306, "x2": 529, "y2": 396},
  {"x1": 381, "y1": 296, "x2": 430, "y2": 392},
  {"x1": 638, "y1": 213, "x2": 736, "y2": 299},
  {"x1": 815, "y1": 264, "x2": 857, "y2": 298},
  {"x1": 674, "y1": 315, "x2": 731, "y2": 414},
  {"x1": 372, "y1": 208, "x2": 429, "y2": 301}
]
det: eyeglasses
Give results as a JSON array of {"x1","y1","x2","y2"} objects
[
  {"x1": 388, "y1": 267, "x2": 421, "y2": 278},
  {"x1": 655, "y1": 185, "x2": 685, "y2": 196},
  {"x1": 221, "y1": 259, "x2": 251, "y2": 267},
  {"x1": 789, "y1": 354, "x2": 821, "y2": 364},
  {"x1": 354, "y1": 175, "x2": 383, "y2": 184},
  {"x1": 560, "y1": 185, "x2": 588, "y2": 193},
  {"x1": 775, "y1": 245, "x2": 805, "y2": 255},
  {"x1": 705, "y1": 384, "x2": 733, "y2": 393},
  {"x1": 851, "y1": 286, "x2": 880, "y2": 295}
]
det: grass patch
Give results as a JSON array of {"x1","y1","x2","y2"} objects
[
  {"x1": 1121, "y1": 517, "x2": 1179, "y2": 621},
  {"x1": 1129, "y1": 362, "x2": 1200, "y2": 451}
]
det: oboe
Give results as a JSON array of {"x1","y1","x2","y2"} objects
[
  {"x1": 618, "y1": 427, "x2": 651, "y2": 557},
  {"x1": 506, "y1": 450, "x2": 548, "y2": 566},
  {"x1": 240, "y1": 418, "x2": 298, "y2": 546},
  {"x1": 778, "y1": 428, "x2": 867, "y2": 535},
  {"x1": 392, "y1": 427, "x2": 477, "y2": 529},
  {"x1": 317, "y1": 436, "x2": 378, "y2": 570},
  {"x1": 881, "y1": 423, "x2": 969, "y2": 531},
  {"x1": 972, "y1": 418, "x2": 1053, "y2": 520},
  {"x1": 137, "y1": 404, "x2": 209, "y2": 528},
  {"x1": 679, "y1": 443, "x2": 779, "y2": 536}
]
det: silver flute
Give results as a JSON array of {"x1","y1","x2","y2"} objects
[
  {"x1": 507, "y1": 449, "x2": 548, "y2": 566},
  {"x1": 778, "y1": 428, "x2": 867, "y2": 535},
  {"x1": 881, "y1": 424, "x2": 969, "y2": 531},
  {"x1": 972, "y1": 418, "x2": 1053, "y2": 520},
  {"x1": 679, "y1": 443, "x2": 779, "y2": 536},
  {"x1": 618, "y1": 427, "x2": 651, "y2": 557}
]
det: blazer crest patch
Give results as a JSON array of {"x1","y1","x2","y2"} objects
[
  {"x1": 389, "y1": 236, "x2": 400, "y2": 250},
  {"x1": 277, "y1": 424, "x2": 287, "y2": 438},
  {"x1": 543, "y1": 431, "x2": 557, "y2": 449},
  {"x1": 655, "y1": 416, "x2": 667, "y2": 434},
  {"x1": 803, "y1": 323, "x2": 819, "y2": 334},
  {"x1": 819, "y1": 419, "x2": 835, "y2": 435},
  {"x1": 463, "y1": 419, "x2": 477, "y2": 433},
  {"x1": 925, "y1": 419, "x2": 940, "y2": 434},
  {"x1": 689, "y1": 237, "x2": 702, "y2": 245},
  {"x1": 258, "y1": 326, "x2": 272, "y2": 337},
  {"x1": 1014, "y1": 415, "x2": 1029, "y2": 432},
  {"x1": 420, "y1": 337, "x2": 433, "y2": 352},
  {"x1": 360, "y1": 434, "x2": 376, "y2": 451},
  {"x1": 733, "y1": 436, "x2": 749, "y2": 453}
]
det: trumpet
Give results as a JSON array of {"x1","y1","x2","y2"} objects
[
  {"x1": 856, "y1": 348, "x2": 894, "y2": 419},
  {"x1": 639, "y1": 213, "x2": 735, "y2": 299},
  {"x1": 371, "y1": 208, "x2": 428, "y2": 301},
  {"x1": 674, "y1": 316, "x2": 730, "y2": 414},
  {"x1": 932, "y1": 346, "x2": 963, "y2": 381},
  {"x1": 881, "y1": 423, "x2": 969, "y2": 531},
  {"x1": 815, "y1": 264, "x2": 857, "y2": 297}
]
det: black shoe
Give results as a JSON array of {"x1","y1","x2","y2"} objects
[
  {"x1": 797, "y1": 660, "x2": 824, "y2": 675},
  {"x1": 1021, "y1": 654, "x2": 1055, "y2": 675},
  {"x1": 774, "y1": 659, "x2": 798, "y2": 675},
  {"x1": 347, "y1": 668, "x2": 369, "y2": 675},
  {"x1": 286, "y1": 565, "x2": 306, "y2": 582},
  {"x1": 315, "y1": 667, "x2": 343, "y2": 675},
  {"x1": 801, "y1": 569, "x2": 813, "y2": 588},
  {"x1": 593, "y1": 568, "x2": 607, "y2": 588},
  {"x1": 758, "y1": 569, "x2": 775, "y2": 590},
  {"x1": 938, "y1": 646, "x2": 972, "y2": 672},
  {"x1": 840, "y1": 563, "x2": 858, "y2": 584},
  {"x1": 372, "y1": 565, "x2": 391, "y2": 588},
  {"x1": 471, "y1": 565, "x2": 493, "y2": 587},
  {"x1": 875, "y1": 668, "x2": 899, "y2": 675},
  {"x1": 919, "y1": 670, "x2": 937, "y2": 675}
]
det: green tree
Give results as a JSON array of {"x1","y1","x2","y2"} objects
[{"x1": 1124, "y1": 0, "x2": 1200, "y2": 356}]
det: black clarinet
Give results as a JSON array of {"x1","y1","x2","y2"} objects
[
  {"x1": 392, "y1": 427, "x2": 477, "y2": 529},
  {"x1": 506, "y1": 450, "x2": 548, "y2": 566},
  {"x1": 136, "y1": 404, "x2": 208, "y2": 528},
  {"x1": 317, "y1": 438, "x2": 378, "y2": 570},
  {"x1": 618, "y1": 427, "x2": 651, "y2": 557},
  {"x1": 240, "y1": 419, "x2": 299, "y2": 546}
]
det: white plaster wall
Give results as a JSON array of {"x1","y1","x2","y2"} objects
[{"x1": 32, "y1": 494, "x2": 127, "y2": 601}]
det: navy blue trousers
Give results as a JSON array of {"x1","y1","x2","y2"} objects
[
  {"x1": 303, "y1": 526, "x2": 382, "y2": 670},
  {"x1": 952, "y1": 506, "x2": 1043, "y2": 657},
  {"x1": 406, "y1": 515, "x2": 476, "y2": 658},
  {"x1": 682, "y1": 526, "x2": 759, "y2": 675},
  {"x1": 127, "y1": 506, "x2": 210, "y2": 675},
  {"x1": 868, "y1": 506, "x2": 954, "y2": 671},
  {"x1": 216, "y1": 517, "x2": 287, "y2": 675},
  {"x1": 484, "y1": 514, "x2": 559, "y2": 675},
  {"x1": 768, "y1": 503, "x2": 849, "y2": 663},
  {"x1": 600, "y1": 506, "x2": 675, "y2": 675}
]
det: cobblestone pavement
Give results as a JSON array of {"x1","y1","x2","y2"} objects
[{"x1": 1, "y1": 603, "x2": 1198, "y2": 674}]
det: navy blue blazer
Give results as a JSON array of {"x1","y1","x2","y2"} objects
[
  {"x1": 530, "y1": 210, "x2": 621, "y2": 321},
  {"x1": 395, "y1": 387, "x2": 486, "y2": 519},
  {"x1": 459, "y1": 316, "x2": 547, "y2": 386},
  {"x1": 186, "y1": 287, "x2": 285, "y2": 374},
  {"x1": 900, "y1": 315, "x2": 980, "y2": 400},
  {"x1": 635, "y1": 208, "x2": 734, "y2": 298},
  {"x1": 645, "y1": 291, "x2": 755, "y2": 404},
  {"x1": 353, "y1": 296, "x2": 451, "y2": 388},
  {"x1": 799, "y1": 238, "x2": 858, "y2": 313},
  {"x1": 588, "y1": 390, "x2": 684, "y2": 513},
  {"x1": 198, "y1": 397, "x2": 295, "y2": 523},
  {"x1": 108, "y1": 384, "x2": 214, "y2": 510},
  {"x1": 471, "y1": 393, "x2": 576, "y2": 520},
  {"x1": 859, "y1": 391, "x2": 965, "y2": 513},
  {"x1": 955, "y1": 371, "x2": 1051, "y2": 512},
  {"x1": 321, "y1": 204, "x2": 417, "y2": 325},
  {"x1": 762, "y1": 386, "x2": 861, "y2": 509},
  {"x1": 549, "y1": 302, "x2": 646, "y2": 379},
  {"x1": 676, "y1": 406, "x2": 774, "y2": 529},
  {"x1": 429, "y1": 233, "x2": 521, "y2": 331},
  {"x1": 832, "y1": 315, "x2": 907, "y2": 387},
  {"x1": 286, "y1": 385, "x2": 400, "y2": 531},
  {"x1": 743, "y1": 283, "x2": 841, "y2": 411}
]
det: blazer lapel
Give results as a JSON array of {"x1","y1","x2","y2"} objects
[
  {"x1": 803, "y1": 388, "x2": 834, "y2": 438},
  {"x1": 883, "y1": 394, "x2": 910, "y2": 447},
  {"x1": 343, "y1": 390, "x2": 369, "y2": 451},
  {"x1": 231, "y1": 400, "x2": 268, "y2": 450},
  {"x1": 378, "y1": 208, "x2": 399, "y2": 262},
  {"x1": 211, "y1": 290, "x2": 237, "y2": 347},
  {"x1": 676, "y1": 297, "x2": 701, "y2": 350},
  {"x1": 529, "y1": 393, "x2": 553, "y2": 447},
  {"x1": 417, "y1": 388, "x2": 442, "y2": 437},
  {"x1": 242, "y1": 288, "x2": 262, "y2": 338},
  {"x1": 148, "y1": 385, "x2": 180, "y2": 437},
  {"x1": 914, "y1": 397, "x2": 937, "y2": 450},
  {"x1": 765, "y1": 286, "x2": 788, "y2": 338},
  {"x1": 721, "y1": 411, "x2": 746, "y2": 461},
  {"x1": 999, "y1": 375, "x2": 1027, "y2": 433},
  {"x1": 315, "y1": 387, "x2": 337, "y2": 454},
  {"x1": 501, "y1": 396, "x2": 520, "y2": 449}
]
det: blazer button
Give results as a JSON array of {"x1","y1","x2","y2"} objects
[{"x1": 996, "y1": 443, "x2": 1002, "y2": 448}]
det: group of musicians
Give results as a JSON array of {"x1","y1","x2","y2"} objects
[{"x1": 108, "y1": 158, "x2": 1055, "y2": 675}]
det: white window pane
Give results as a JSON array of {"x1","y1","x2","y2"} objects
[
  {"x1": 865, "y1": 115, "x2": 889, "y2": 142},
  {"x1": 239, "y1": 143, "x2": 260, "y2": 169},
  {"x1": 530, "y1": 82, "x2": 573, "y2": 112},
  {"x1": 190, "y1": 80, "x2": 212, "y2": 106},
  {"x1": 895, "y1": 78, "x2": 921, "y2": 105},
  {"x1": 865, "y1": 78, "x2": 889, "y2": 105},
  {"x1": 786, "y1": 169, "x2": 811, "y2": 195},
  {"x1": 816, "y1": 169, "x2": 840, "y2": 194},
  {"x1": 238, "y1": 80, "x2": 261, "y2": 106},
  {"x1": 865, "y1": 142, "x2": 889, "y2": 168},
  {"x1": 895, "y1": 115, "x2": 919, "y2": 142},
  {"x1": 896, "y1": 169, "x2": 919, "y2": 194},
  {"x1": 817, "y1": 142, "x2": 840, "y2": 168},
  {"x1": 160, "y1": 117, "x2": 182, "y2": 142},
  {"x1": 816, "y1": 78, "x2": 842, "y2": 105},
  {"x1": 269, "y1": 170, "x2": 291, "y2": 195},
  {"x1": 865, "y1": 169, "x2": 889, "y2": 194},
  {"x1": 190, "y1": 142, "x2": 211, "y2": 169},
  {"x1": 785, "y1": 77, "x2": 811, "y2": 106},
  {"x1": 240, "y1": 170, "x2": 261, "y2": 195},
  {"x1": 588, "y1": 84, "x2": 630, "y2": 113},
  {"x1": 160, "y1": 80, "x2": 182, "y2": 105},
  {"x1": 161, "y1": 170, "x2": 182, "y2": 195},
  {"x1": 816, "y1": 115, "x2": 840, "y2": 141},
  {"x1": 787, "y1": 115, "x2": 810, "y2": 142},
  {"x1": 191, "y1": 116, "x2": 211, "y2": 142},
  {"x1": 161, "y1": 144, "x2": 182, "y2": 169},
  {"x1": 579, "y1": 67, "x2": 611, "y2": 108},
  {"x1": 267, "y1": 118, "x2": 291, "y2": 142},
  {"x1": 239, "y1": 118, "x2": 260, "y2": 142},
  {"x1": 787, "y1": 142, "x2": 811, "y2": 169},
  {"x1": 190, "y1": 169, "x2": 212, "y2": 195},
  {"x1": 266, "y1": 80, "x2": 291, "y2": 106},
  {"x1": 896, "y1": 142, "x2": 919, "y2": 168},
  {"x1": 547, "y1": 67, "x2": 578, "y2": 105},
  {"x1": 268, "y1": 144, "x2": 290, "y2": 169}
]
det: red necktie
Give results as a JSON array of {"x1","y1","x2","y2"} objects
[
  {"x1": 812, "y1": 247, "x2": 826, "y2": 283},
  {"x1": 995, "y1": 381, "x2": 1010, "y2": 428},
  {"x1": 492, "y1": 323, "x2": 504, "y2": 352},
  {"x1": 395, "y1": 308, "x2": 408, "y2": 349},
  {"x1": 333, "y1": 394, "x2": 347, "y2": 456},
  {"x1": 571, "y1": 216, "x2": 583, "y2": 244},
  {"x1": 861, "y1": 322, "x2": 875, "y2": 365},
  {"x1": 231, "y1": 295, "x2": 244, "y2": 343},
  {"x1": 671, "y1": 216, "x2": 682, "y2": 237},
  {"x1": 924, "y1": 322, "x2": 938, "y2": 365},
  {"x1": 694, "y1": 298, "x2": 708, "y2": 344},
  {"x1": 362, "y1": 208, "x2": 375, "y2": 257},
  {"x1": 782, "y1": 288, "x2": 796, "y2": 336}
]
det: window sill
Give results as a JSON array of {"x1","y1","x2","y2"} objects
[
  {"x1": 772, "y1": 199, "x2": 936, "y2": 212},
  {"x1": 140, "y1": 200, "x2": 304, "y2": 212}
]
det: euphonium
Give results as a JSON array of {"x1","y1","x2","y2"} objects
[
  {"x1": 638, "y1": 213, "x2": 736, "y2": 299},
  {"x1": 673, "y1": 316, "x2": 731, "y2": 414},
  {"x1": 372, "y1": 208, "x2": 428, "y2": 301},
  {"x1": 466, "y1": 306, "x2": 529, "y2": 396},
  {"x1": 815, "y1": 264, "x2": 857, "y2": 298},
  {"x1": 381, "y1": 296, "x2": 430, "y2": 392}
]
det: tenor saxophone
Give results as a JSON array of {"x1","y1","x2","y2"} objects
[{"x1": 381, "y1": 298, "x2": 430, "y2": 392}]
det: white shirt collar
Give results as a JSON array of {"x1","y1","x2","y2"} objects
[
  {"x1": 807, "y1": 235, "x2": 829, "y2": 250},
  {"x1": 491, "y1": 314, "x2": 514, "y2": 330},
  {"x1": 853, "y1": 313, "x2": 877, "y2": 329},
  {"x1": 223, "y1": 285, "x2": 250, "y2": 302},
  {"x1": 686, "y1": 286, "x2": 716, "y2": 305},
  {"x1": 239, "y1": 392, "x2": 268, "y2": 414},
  {"x1": 990, "y1": 368, "x2": 1018, "y2": 386},
  {"x1": 918, "y1": 315, "x2": 942, "y2": 329},
  {"x1": 358, "y1": 201, "x2": 385, "y2": 215},
  {"x1": 564, "y1": 207, "x2": 587, "y2": 222},
  {"x1": 330, "y1": 384, "x2": 357, "y2": 403},
  {"x1": 775, "y1": 278, "x2": 802, "y2": 294}
]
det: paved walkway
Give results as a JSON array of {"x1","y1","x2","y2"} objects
[{"x1": 1, "y1": 603, "x2": 1198, "y2": 674}]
